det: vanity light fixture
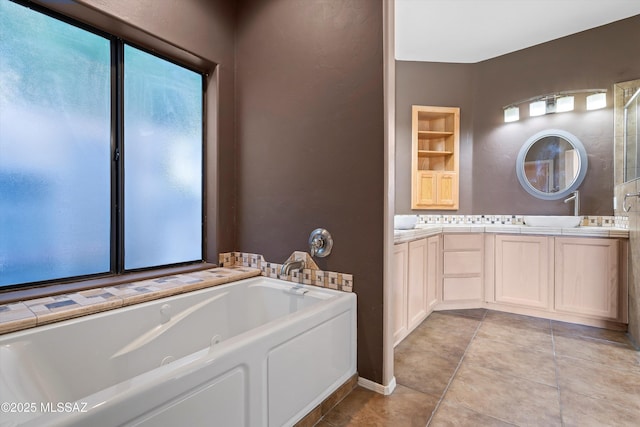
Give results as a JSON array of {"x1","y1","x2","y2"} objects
[
  {"x1": 504, "y1": 106, "x2": 519, "y2": 122},
  {"x1": 529, "y1": 100, "x2": 546, "y2": 117},
  {"x1": 555, "y1": 95, "x2": 574, "y2": 113},
  {"x1": 503, "y1": 89, "x2": 607, "y2": 122},
  {"x1": 586, "y1": 92, "x2": 606, "y2": 110}
]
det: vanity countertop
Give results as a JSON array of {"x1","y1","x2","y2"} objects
[{"x1": 394, "y1": 223, "x2": 629, "y2": 244}]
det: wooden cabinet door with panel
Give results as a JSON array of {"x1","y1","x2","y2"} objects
[
  {"x1": 495, "y1": 235, "x2": 551, "y2": 310},
  {"x1": 437, "y1": 172, "x2": 457, "y2": 207},
  {"x1": 426, "y1": 235, "x2": 440, "y2": 312},
  {"x1": 392, "y1": 243, "x2": 409, "y2": 345},
  {"x1": 415, "y1": 171, "x2": 437, "y2": 207},
  {"x1": 555, "y1": 237, "x2": 619, "y2": 320},
  {"x1": 407, "y1": 239, "x2": 428, "y2": 331}
]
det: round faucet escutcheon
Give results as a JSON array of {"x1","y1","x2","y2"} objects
[{"x1": 309, "y1": 228, "x2": 333, "y2": 258}]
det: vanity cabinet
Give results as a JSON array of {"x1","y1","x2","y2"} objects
[
  {"x1": 411, "y1": 106, "x2": 460, "y2": 210},
  {"x1": 393, "y1": 236, "x2": 440, "y2": 346},
  {"x1": 407, "y1": 239, "x2": 428, "y2": 331},
  {"x1": 392, "y1": 243, "x2": 409, "y2": 345},
  {"x1": 441, "y1": 234, "x2": 483, "y2": 304},
  {"x1": 494, "y1": 235, "x2": 552, "y2": 310},
  {"x1": 555, "y1": 237, "x2": 619, "y2": 320},
  {"x1": 488, "y1": 234, "x2": 626, "y2": 325},
  {"x1": 425, "y1": 235, "x2": 440, "y2": 312}
]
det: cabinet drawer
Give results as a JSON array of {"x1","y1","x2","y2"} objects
[
  {"x1": 444, "y1": 251, "x2": 482, "y2": 275},
  {"x1": 444, "y1": 234, "x2": 483, "y2": 251},
  {"x1": 443, "y1": 277, "x2": 482, "y2": 301}
]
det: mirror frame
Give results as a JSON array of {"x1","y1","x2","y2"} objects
[{"x1": 516, "y1": 129, "x2": 588, "y2": 200}]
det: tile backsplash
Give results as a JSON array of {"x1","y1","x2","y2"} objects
[
  {"x1": 413, "y1": 214, "x2": 626, "y2": 229},
  {"x1": 219, "y1": 251, "x2": 353, "y2": 293}
]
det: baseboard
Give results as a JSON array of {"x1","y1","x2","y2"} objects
[{"x1": 357, "y1": 375, "x2": 396, "y2": 395}]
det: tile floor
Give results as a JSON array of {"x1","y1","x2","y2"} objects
[{"x1": 316, "y1": 309, "x2": 640, "y2": 426}]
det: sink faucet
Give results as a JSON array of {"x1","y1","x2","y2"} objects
[
  {"x1": 564, "y1": 190, "x2": 580, "y2": 216},
  {"x1": 280, "y1": 259, "x2": 305, "y2": 276}
]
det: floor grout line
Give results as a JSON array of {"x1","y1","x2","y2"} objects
[
  {"x1": 424, "y1": 310, "x2": 488, "y2": 426},
  {"x1": 550, "y1": 320, "x2": 566, "y2": 427}
]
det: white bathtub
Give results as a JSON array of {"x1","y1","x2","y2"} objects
[{"x1": 0, "y1": 277, "x2": 357, "y2": 427}]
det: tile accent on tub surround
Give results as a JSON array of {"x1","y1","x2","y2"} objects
[
  {"x1": 218, "y1": 251, "x2": 355, "y2": 293},
  {"x1": 0, "y1": 302, "x2": 37, "y2": 334},
  {"x1": 25, "y1": 289, "x2": 123, "y2": 326},
  {"x1": 218, "y1": 251, "x2": 266, "y2": 269},
  {"x1": 0, "y1": 266, "x2": 261, "y2": 335}
]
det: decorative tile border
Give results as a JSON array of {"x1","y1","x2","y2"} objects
[
  {"x1": 219, "y1": 251, "x2": 354, "y2": 293},
  {"x1": 218, "y1": 252, "x2": 265, "y2": 269},
  {"x1": 417, "y1": 214, "x2": 525, "y2": 225},
  {"x1": 0, "y1": 302, "x2": 36, "y2": 333},
  {"x1": 25, "y1": 289, "x2": 122, "y2": 326},
  {"x1": 614, "y1": 215, "x2": 629, "y2": 229},
  {"x1": 414, "y1": 214, "x2": 624, "y2": 228},
  {"x1": 0, "y1": 266, "x2": 260, "y2": 335}
]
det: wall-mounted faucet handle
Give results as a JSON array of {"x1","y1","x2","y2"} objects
[{"x1": 309, "y1": 228, "x2": 333, "y2": 258}]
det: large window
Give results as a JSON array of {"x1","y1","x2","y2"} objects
[{"x1": 0, "y1": 0, "x2": 203, "y2": 288}]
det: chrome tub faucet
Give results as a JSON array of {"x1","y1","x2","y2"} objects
[{"x1": 280, "y1": 259, "x2": 305, "y2": 276}]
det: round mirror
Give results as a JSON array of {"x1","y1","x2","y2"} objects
[{"x1": 516, "y1": 129, "x2": 588, "y2": 200}]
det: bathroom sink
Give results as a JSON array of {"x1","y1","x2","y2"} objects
[
  {"x1": 523, "y1": 216, "x2": 582, "y2": 228},
  {"x1": 394, "y1": 215, "x2": 418, "y2": 230}
]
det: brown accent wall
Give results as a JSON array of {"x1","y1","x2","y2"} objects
[
  {"x1": 473, "y1": 15, "x2": 640, "y2": 215},
  {"x1": 236, "y1": 0, "x2": 385, "y2": 382},
  {"x1": 34, "y1": 0, "x2": 387, "y2": 383},
  {"x1": 36, "y1": 0, "x2": 238, "y2": 259},
  {"x1": 396, "y1": 15, "x2": 640, "y2": 215}
]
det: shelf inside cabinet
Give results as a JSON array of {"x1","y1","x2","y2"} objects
[
  {"x1": 418, "y1": 150, "x2": 453, "y2": 157},
  {"x1": 418, "y1": 131, "x2": 454, "y2": 139}
]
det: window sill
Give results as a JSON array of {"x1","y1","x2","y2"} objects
[{"x1": 0, "y1": 263, "x2": 217, "y2": 305}]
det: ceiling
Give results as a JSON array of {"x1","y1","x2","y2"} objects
[{"x1": 395, "y1": 0, "x2": 640, "y2": 63}]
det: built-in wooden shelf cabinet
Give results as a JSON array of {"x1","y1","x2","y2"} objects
[{"x1": 411, "y1": 106, "x2": 460, "y2": 210}]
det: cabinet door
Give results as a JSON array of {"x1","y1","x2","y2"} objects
[
  {"x1": 392, "y1": 243, "x2": 408, "y2": 346},
  {"x1": 437, "y1": 172, "x2": 457, "y2": 207},
  {"x1": 407, "y1": 239, "x2": 428, "y2": 330},
  {"x1": 495, "y1": 235, "x2": 551, "y2": 310},
  {"x1": 555, "y1": 237, "x2": 619, "y2": 319},
  {"x1": 415, "y1": 171, "x2": 437, "y2": 207},
  {"x1": 426, "y1": 235, "x2": 440, "y2": 312},
  {"x1": 414, "y1": 171, "x2": 458, "y2": 208},
  {"x1": 443, "y1": 277, "x2": 482, "y2": 301}
]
